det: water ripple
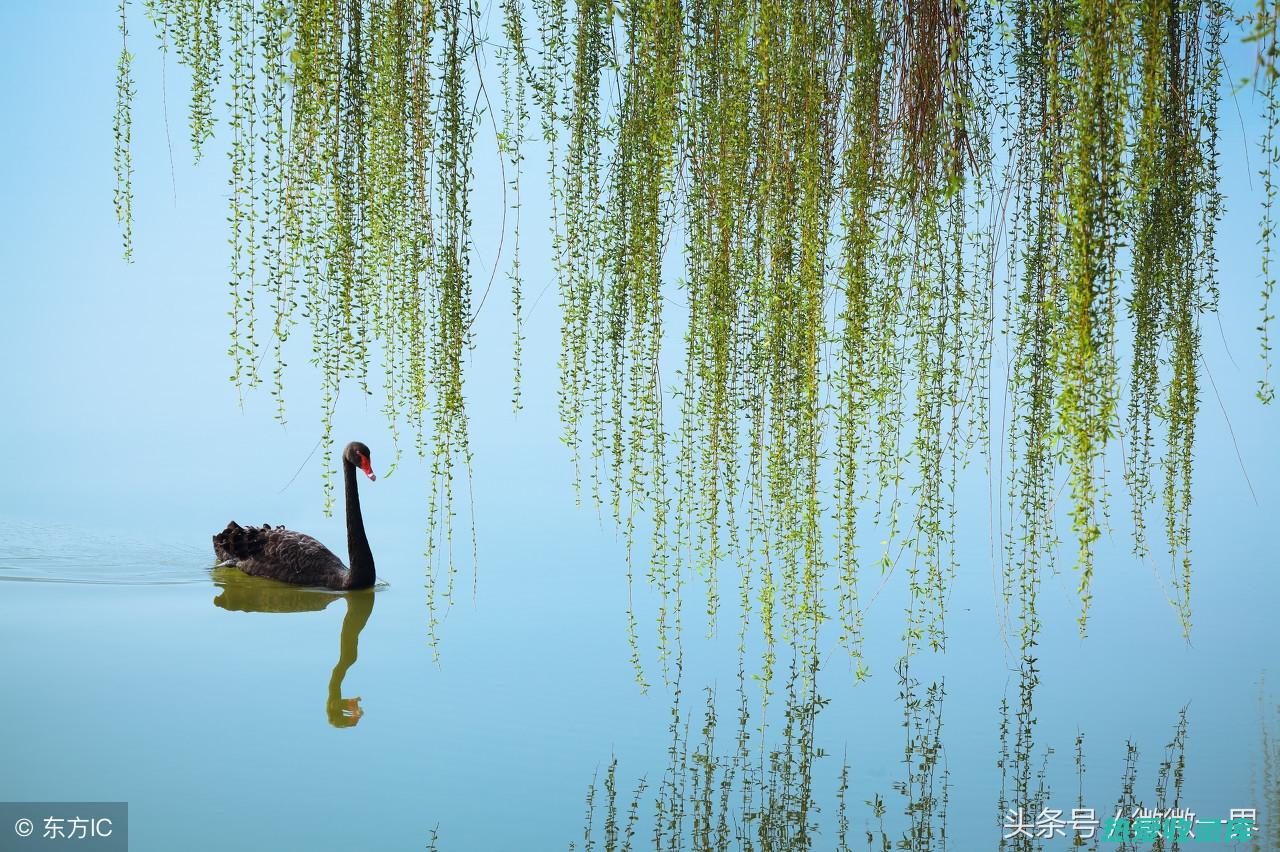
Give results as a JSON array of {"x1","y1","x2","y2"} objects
[{"x1": 0, "y1": 519, "x2": 211, "y2": 586}]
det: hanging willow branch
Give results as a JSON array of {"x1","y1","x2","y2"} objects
[
  {"x1": 114, "y1": 0, "x2": 134, "y2": 262},
  {"x1": 115, "y1": 0, "x2": 1268, "y2": 666},
  {"x1": 1126, "y1": 0, "x2": 1224, "y2": 638},
  {"x1": 1251, "y1": 0, "x2": 1280, "y2": 404}
]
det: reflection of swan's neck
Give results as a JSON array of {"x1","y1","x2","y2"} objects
[
  {"x1": 327, "y1": 592, "x2": 374, "y2": 727},
  {"x1": 342, "y1": 458, "x2": 375, "y2": 589}
]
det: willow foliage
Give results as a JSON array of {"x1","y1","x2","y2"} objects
[
  {"x1": 114, "y1": 0, "x2": 134, "y2": 262},
  {"x1": 1253, "y1": 0, "x2": 1280, "y2": 404},
  {"x1": 116, "y1": 0, "x2": 1267, "y2": 662}
]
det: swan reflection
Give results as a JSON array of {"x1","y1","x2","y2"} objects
[{"x1": 211, "y1": 568, "x2": 376, "y2": 728}]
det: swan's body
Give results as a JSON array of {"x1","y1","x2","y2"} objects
[
  {"x1": 213, "y1": 441, "x2": 377, "y2": 590},
  {"x1": 212, "y1": 523, "x2": 355, "y2": 588}
]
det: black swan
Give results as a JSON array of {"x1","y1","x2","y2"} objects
[{"x1": 213, "y1": 441, "x2": 377, "y2": 590}]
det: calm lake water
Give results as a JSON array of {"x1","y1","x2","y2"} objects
[{"x1": 0, "y1": 500, "x2": 1274, "y2": 850}]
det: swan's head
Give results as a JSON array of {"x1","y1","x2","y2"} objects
[{"x1": 343, "y1": 441, "x2": 376, "y2": 481}]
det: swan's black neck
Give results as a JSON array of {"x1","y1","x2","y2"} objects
[{"x1": 342, "y1": 458, "x2": 375, "y2": 589}]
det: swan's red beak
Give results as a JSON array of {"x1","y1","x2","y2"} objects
[{"x1": 359, "y1": 455, "x2": 376, "y2": 481}]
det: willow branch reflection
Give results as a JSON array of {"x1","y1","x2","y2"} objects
[
  {"x1": 576, "y1": 639, "x2": 848, "y2": 850},
  {"x1": 211, "y1": 568, "x2": 376, "y2": 728},
  {"x1": 577, "y1": 640, "x2": 1218, "y2": 849},
  {"x1": 1261, "y1": 686, "x2": 1279, "y2": 852}
]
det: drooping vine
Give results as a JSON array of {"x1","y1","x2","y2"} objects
[
  {"x1": 114, "y1": 0, "x2": 134, "y2": 263},
  {"x1": 1253, "y1": 0, "x2": 1280, "y2": 404},
  {"x1": 1125, "y1": 0, "x2": 1224, "y2": 637},
  {"x1": 1058, "y1": 0, "x2": 1129, "y2": 630},
  {"x1": 501, "y1": 0, "x2": 531, "y2": 413}
]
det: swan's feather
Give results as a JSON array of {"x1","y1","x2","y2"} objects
[{"x1": 212, "y1": 521, "x2": 348, "y2": 589}]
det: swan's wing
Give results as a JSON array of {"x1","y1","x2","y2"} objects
[
  {"x1": 247, "y1": 524, "x2": 343, "y2": 583},
  {"x1": 213, "y1": 521, "x2": 265, "y2": 564},
  {"x1": 213, "y1": 524, "x2": 346, "y2": 587}
]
